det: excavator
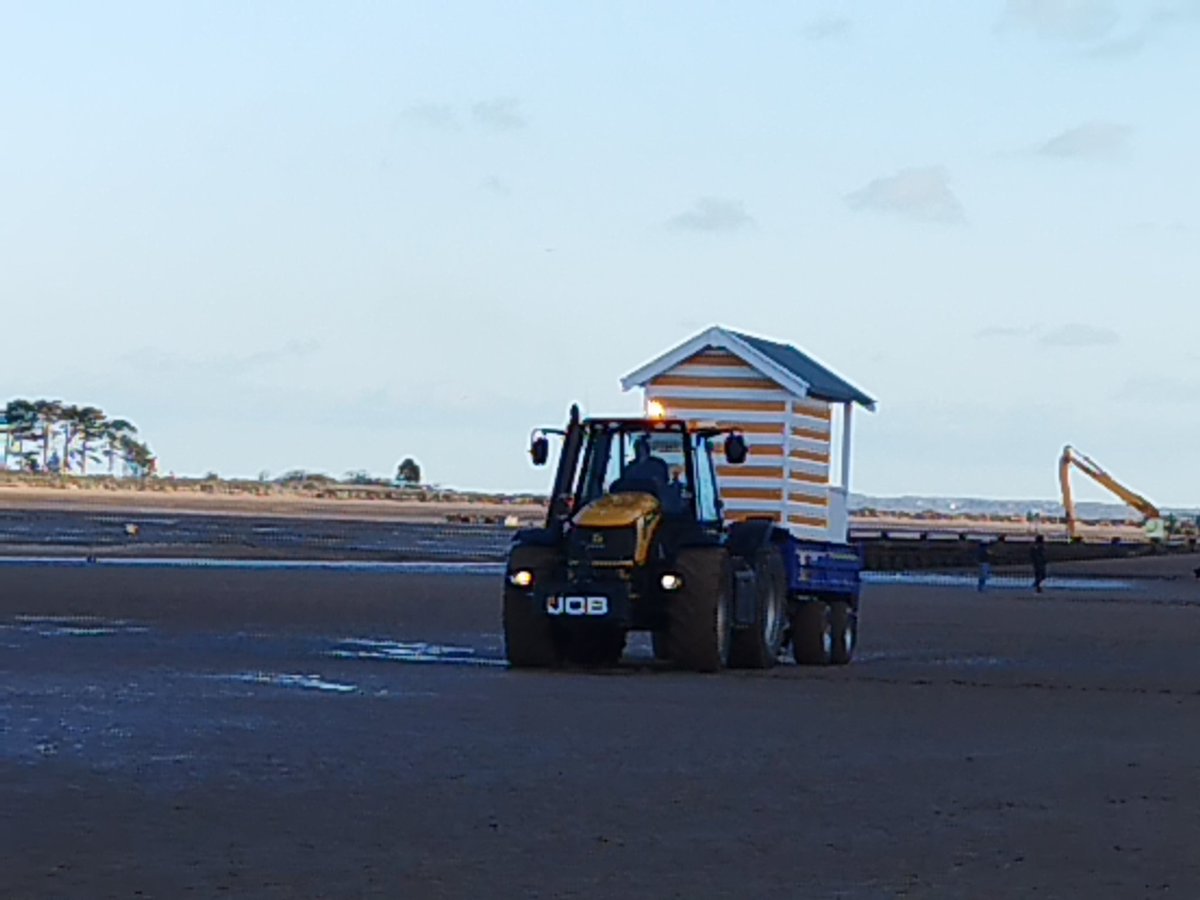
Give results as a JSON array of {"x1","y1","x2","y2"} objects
[{"x1": 1059, "y1": 445, "x2": 1168, "y2": 542}]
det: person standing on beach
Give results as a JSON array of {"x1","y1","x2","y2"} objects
[
  {"x1": 976, "y1": 539, "x2": 991, "y2": 592},
  {"x1": 1031, "y1": 535, "x2": 1047, "y2": 593}
]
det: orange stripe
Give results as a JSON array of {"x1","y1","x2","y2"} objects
[
  {"x1": 726, "y1": 422, "x2": 784, "y2": 435},
  {"x1": 652, "y1": 374, "x2": 780, "y2": 391},
  {"x1": 750, "y1": 445, "x2": 783, "y2": 457},
  {"x1": 788, "y1": 470, "x2": 825, "y2": 484},
  {"x1": 791, "y1": 427, "x2": 830, "y2": 441},
  {"x1": 788, "y1": 492, "x2": 829, "y2": 507},
  {"x1": 789, "y1": 514, "x2": 827, "y2": 528},
  {"x1": 717, "y1": 465, "x2": 784, "y2": 479},
  {"x1": 668, "y1": 397, "x2": 785, "y2": 412},
  {"x1": 721, "y1": 487, "x2": 784, "y2": 501},
  {"x1": 789, "y1": 449, "x2": 830, "y2": 463}
]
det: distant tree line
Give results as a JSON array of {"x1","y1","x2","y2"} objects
[{"x1": 2, "y1": 399, "x2": 156, "y2": 477}]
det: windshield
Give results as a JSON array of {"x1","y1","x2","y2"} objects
[{"x1": 575, "y1": 423, "x2": 691, "y2": 516}]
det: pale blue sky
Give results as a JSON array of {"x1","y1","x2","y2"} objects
[{"x1": 2, "y1": 1, "x2": 1197, "y2": 503}]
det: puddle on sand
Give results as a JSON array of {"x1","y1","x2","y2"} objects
[
  {"x1": 220, "y1": 672, "x2": 358, "y2": 693},
  {"x1": 328, "y1": 638, "x2": 506, "y2": 667}
]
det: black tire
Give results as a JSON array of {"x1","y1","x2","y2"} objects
[
  {"x1": 729, "y1": 546, "x2": 788, "y2": 669},
  {"x1": 791, "y1": 599, "x2": 831, "y2": 666},
  {"x1": 665, "y1": 547, "x2": 733, "y2": 673},
  {"x1": 503, "y1": 546, "x2": 563, "y2": 668},
  {"x1": 828, "y1": 600, "x2": 856, "y2": 665},
  {"x1": 651, "y1": 630, "x2": 671, "y2": 661}
]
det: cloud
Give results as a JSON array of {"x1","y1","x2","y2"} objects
[
  {"x1": 666, "y1": 198, "x2": 755, "y2": 233},
  {"x1": 471, "y1": 98, "x2": 527, "y2": 132},
  {"x1": 401, "y1": 103, "x2": 458, "y2": 130},
  {"x1": 1116, "y1": 375, "x2": 1200, "y2": 405},
  {"x1": 1038, "y1": 324, "x2": 1120, "y2": 347},
  {"x1": 998, "y1": 0, "x2": 1120, "y2": 41},
  {"x1": 480, "y1": 175, "x2": 511, "y2": 196},
  {"x1": 845, "y1": 167, "x2": 965, "y2": 224},
  {"x1": 974, "y1": 325, "x2": 1037, "y2": 339},
  {"x1": 801, "y1": 14, "x2": 851, "y2": 40},
  {"x1": 1088, "y1": 2, "x2": 1200, "y2": 57},
  {"x1": 1037, "y1": 121, "x2": 1132, "y2": 158},
  {"x1": 120, "y1": 340, "x2": 320, "y2": 377}
]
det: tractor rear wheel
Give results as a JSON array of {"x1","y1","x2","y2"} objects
[
  {"x1": 666, "y1": 547, "x2": 733, "y2": 673},
  {"x1": 791, "y1": 599, "x2": 832, "y2": 666},
  {"x1": 503, "y1": 546, "x2": 563, "y2": 668},
  {"x1": 729, "y1": 546, "x2": 788, "y2": 669}
]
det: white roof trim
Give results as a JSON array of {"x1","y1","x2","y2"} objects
[{"x1": 620, "y1": 326, "x2": 812, "y2": 399}]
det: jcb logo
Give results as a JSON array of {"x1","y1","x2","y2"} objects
[{"x1": 546, "y1": 596, "x2": 608, "y2": 616}]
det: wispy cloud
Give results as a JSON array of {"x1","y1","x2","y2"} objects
[
  {"x1": 1038, "y1": 324, "x2": 1120, "y2": 347},
  {"x1": 401, "y1": 103, "x2": 458, "y2": 130},
  {"x1": 666, "y1": 198, "x2": 754, "y2": 233},
  {"x1": 845, "y1": 167, "x2": 965, "y2": 224},
  {"x1": 974, "y1": 325, "x2": 1038, "y2": 339},
  {"x1": 1037, "y1": 121, "x2": 1132, "y2": 158},
  {"x1": 801, "y1": 14, "x2": 851, "y2": 40},
  {"x1": 480, "y1": 175, "x2": 511, "y2": 196},
  {"x1": 998, "y1": 0, "x2": 1120, "y2": 41},
  {"x1": 121, "y1": 340, "x2": 320, "y2": 377},
  {"x1": 471, "y1": 98, "x2": 527, "y2": 132},
  {"x1": 1116, "y1": 375, "x2": 1200, "y2": 405},
  {"x1": 1088, "y1": 2, "x2": 1200, "y2": 58}
]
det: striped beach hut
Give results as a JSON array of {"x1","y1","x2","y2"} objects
[{"x1": 621, "y1": 326, "x2": 875, "y2": 543}]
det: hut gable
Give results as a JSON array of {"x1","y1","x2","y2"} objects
[{"x1": 621, "y1": 326, "x2": 873, "y2": 541}]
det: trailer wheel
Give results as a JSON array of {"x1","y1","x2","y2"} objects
[
  {"x1": 503, "y1": 546, "x2": 563, "y2": 668},
  {"x1": 791, "y1": 599, "x2": 832, "y2": 666},
  {"x1": 666, "y1": 547, "x2": 733, "y2": 673},
  {"x1": 729, "y1": 546, "x2": 787, "y2": 669},
  {"x1": 828, "y1": 600, "x2": 856, "y2": 665}
]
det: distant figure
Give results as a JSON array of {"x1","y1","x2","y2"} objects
[
  {"x1": 976, "y1": 540, "x2": 991, "y2": 592},
  {"x1": 1031, "y1": 535, "x2": 1048, "y2": 593}
]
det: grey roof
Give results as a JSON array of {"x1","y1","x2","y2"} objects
[{"x1": 730, "y1": 330, "x2": 876, "y2": 409}]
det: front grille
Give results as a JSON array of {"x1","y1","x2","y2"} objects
[{"x1": 568, "y1": 526, "x2": 637, "y2": 564}]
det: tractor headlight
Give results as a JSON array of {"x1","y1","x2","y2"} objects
[
  {"x1": 660, "y1": 573, "x2": 683, "y2": 591},
  {"x1": 509, "y1": 569, "x2": 534, "y2": 588}
]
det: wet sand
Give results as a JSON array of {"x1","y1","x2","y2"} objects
[{"x1": 2, "y1": 563, "x2": 1199, "y2": 898}]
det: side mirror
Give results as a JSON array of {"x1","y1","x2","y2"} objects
[
  {"x1": 723, "y1": 433, "x2": 748, "y2": 465},
  {"x1": 530, "y1": 434, "x2": 549, "y2": 466}
]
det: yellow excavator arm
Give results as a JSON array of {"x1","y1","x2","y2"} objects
[{"x1": 1059, "y1": 445, "x2": 1162, "y2": 541}]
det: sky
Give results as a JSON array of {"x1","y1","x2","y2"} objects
[{"x1": 1, "y1": 1, "x2": 1197, "y2": 503}]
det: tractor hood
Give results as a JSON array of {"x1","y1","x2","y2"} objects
[{"x1": 574, "y1": 492, "x2": 661, "y2": 528}]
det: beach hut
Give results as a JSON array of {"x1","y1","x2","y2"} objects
[{"x1": 621, "y1": 326, "x2": 875, "y2": 543}]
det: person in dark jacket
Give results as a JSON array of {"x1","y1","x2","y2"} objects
[
  {"x1": 1031, "y1": 535, "x2": 1047, "y2": 593},
  {"x1": 976, "y1": 539, "x2": 991, "y2": 592}
]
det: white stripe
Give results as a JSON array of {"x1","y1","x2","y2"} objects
[
  {"x1": 669, "y1": 363, "x2": 767, "y2": 380},
  {"x1": 788, "y1": 413, "x2": 832, "y2": 434},
  {"x1": 723, "y1": 498, "x2": 786, "y2": 513}
]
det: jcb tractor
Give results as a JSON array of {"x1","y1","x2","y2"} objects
[{"x1": 502, "y1": 405, "x2": 862, "y2": 672}]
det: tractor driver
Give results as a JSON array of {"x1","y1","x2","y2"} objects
[{"x1": 623, "y1": 434, "x2": 670, "y2": 492}]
